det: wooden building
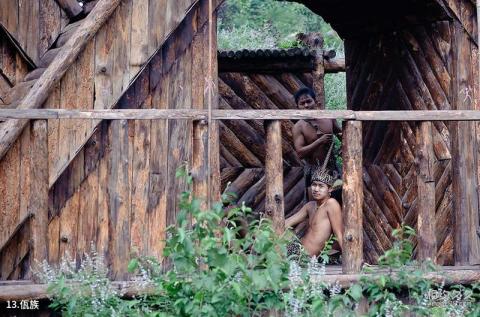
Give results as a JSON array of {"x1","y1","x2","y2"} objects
[
  {"x1": 0, "y1": 0, "x2": 478, "y2": 297},
  {"x1": 294, "y1": 0, "x2": 480, "y2": 266},
  {"x1": 0, "y1": 0, "x2": 223, "y2": 280}
]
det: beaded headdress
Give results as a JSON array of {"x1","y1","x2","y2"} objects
[{"x1": 311, "y1": 168, "x2": 336, "y2": 187}]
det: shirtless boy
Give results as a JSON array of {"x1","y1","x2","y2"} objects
[
  {"x1": 285, "y1": 170, "x2": 343, "y2": 256},
  {"x1": 292, "y1": 88, "x2": 342, "y2": 200}
]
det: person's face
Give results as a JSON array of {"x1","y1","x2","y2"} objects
[
  {"x1": 311, "y1": 180, "x2": 330, "y2": 200},
  {"x1": 296, "y1": 94, "x2": 316, "y2": 110}
]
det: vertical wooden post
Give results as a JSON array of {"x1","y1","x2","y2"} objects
[
  {"x1": 313, "y1": 43, "x2": 325, "y2": 108},
  {"x1": 416, "y1": 121, "x2": 437, "y2": 262},
  {"x1": 193, "y1": 119, "x2": 209, "y2": 205},
  {"x1": 342, "y1": 120, "x2": 363, "y2": 274},
  {"x1": 205, "y1": 1, "x2": 221, "y2": 204},
  {"x1": 29, "y1": 119, "x2": 48, "y2": 281},
  {"x1": 451, "y1": 22, "x2": 480, "y2": 265},
  {"x1": 265, "y1": 120, "x2": 285, "y2": 235}
]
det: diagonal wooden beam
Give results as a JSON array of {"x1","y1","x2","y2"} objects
[
  {"x1": 0, "y1": 0, "x2": 121, "y2": 161},
  {"x1": 0, "y1": 23, "x2": 36, "y2": 69}
]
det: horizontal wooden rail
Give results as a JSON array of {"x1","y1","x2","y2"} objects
[
  {"x1": 1, "y1": 267, "x2": 479, "y2": 301},
  {"x1": 3, "y1": 109, "x2": 480, "y2": 121}
]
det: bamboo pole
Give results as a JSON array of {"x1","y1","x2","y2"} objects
[
  {"x1": 416, "y1": 121, "x2": 436, "y2": 262},
  {"x1": 342, "y1": 120, "x2": 363, "y2": 274},
  {"x1": 265, "y1": 120, "x2": 285, "y2": 235}
]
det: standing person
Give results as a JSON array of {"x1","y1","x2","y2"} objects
[{"x1": 292, "y1": 87, "x2": 342, "y2": 201}]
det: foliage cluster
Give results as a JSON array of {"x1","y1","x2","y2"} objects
[
  {"x1": 217, "y1": 0, "x2": 343, "y2": 52},
  {"x1": 217, "y1": 0, "x2": 347, "y2": 112},
  {"x1": 37, "y1": 174, "x2": 480, "y2": 316}
]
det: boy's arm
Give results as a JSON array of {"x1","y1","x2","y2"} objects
[
  {"x1": 293, "y1": 123, "x2": 332, "y2": 159},
  {"x1": 285, "y1": 203, "x2": 309, "y2": 228},
  {"x1": 326, "y1": 199, "x2": 344, "y2": 250}
]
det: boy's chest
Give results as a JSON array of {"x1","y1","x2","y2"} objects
[{"x1": 302, "y1": 120, "x2": 333, "y2": 143}]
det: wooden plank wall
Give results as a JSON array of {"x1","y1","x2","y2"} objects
[
  {"x1": 44, "y1": 1, "x2": 217, "y2": 280},
  {"x1": 0, "y1": 0, "x2": 219, "y2": 280},
  {"x1": 0, "y1": 0, "x2": 68, "y2": 65},
  {"x1": 48, "y1": 0, "x2": 199, "y2": 191},
  {"x1": 0, "y1": 31, "x2": 30, "y2": 106},
  {"x1": 345, "y1": 7, "x2": 478, "y2": 264},
  {"x1": 0, "y1": 32, "x2": 31, "y2": 280},
  {"x1": 218, "y1": 72, "x2": 311, "y2": 218}
]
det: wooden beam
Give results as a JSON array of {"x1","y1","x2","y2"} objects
[
  {"x1": 264, "y1": 120, "x2": 285, "y2": 235},
  {"x1": 312, "y1": 41, "x2": 325, "y2": 108},
  {"x1": 342, "y1": 120, "x2": 363, "y2": 273},
  {"x1": 451, "y1": 22, "x2": 480, "y2": 265},
  {"x1": 29, "y1": 120, "x2": 48, "y2": 281},
  {"x1": 416, "y1": 121, "x2": 436, "y2": 262},
  {"x1": 55, "y1": 0, "x2": 83, "y2": 18},
  {"x1": 2, "y1": 266, "x2": 479, "y2": 301},
  {"x1": 192, "y1": 119, "x2": 209, "y2": 204},
  {"x1": 5, "y1": 109, "x2": 480, "y2": 121},
  {"x1": 218, "y1": 57, "x2": 345, "y2": 74},
  {"x1": 324, "y1": 58, "x2": 346, "y2": 73},
  {"x1": 0, "y1": 0, "x2": 121, "y2": 161}
]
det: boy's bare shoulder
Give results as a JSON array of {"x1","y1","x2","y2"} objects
[
  {"x1": 326, "y1": 197, "x2": 341, "y2": 209},
  {"x1": 305, "y1": 201, "x2": 317, "y2": 210},
  {"x1": 293, "y1": 120, "x2": 306, "y2": 130}
]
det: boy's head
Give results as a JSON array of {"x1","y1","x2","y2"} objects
[
  {"x1": 294, "y1": 87, "x2": 316, "y2": 110},
  {"x1": 310, "y1": 169, "x2": 335, "y2": 200}
]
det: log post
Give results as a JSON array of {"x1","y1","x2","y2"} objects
[
  {"x1": 342, "y1": 120, "x2": 363, "y2": 273},
  {"x1": 451, "y1": 22, "x2": 480, "y2": 265},
  {"x1": 193, "y1": 119, "x2": 209, "y2": 206},
  {"x1": 416, "y1": 121, "x2": 437, "y2": 262},
  {"x1": 265, "y1": 120, "x2": 285, "y2": 235},
  {"x1": 313, "y1": 42, "x2": 325, "y2": 108},
  {"x1": 297, "y1": 33, "x2": 326, "y2": 108},
  {"x1": 29, "y1": 120, "x2": 48, "y2": 282}
]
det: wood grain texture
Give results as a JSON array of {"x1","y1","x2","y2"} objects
[
  {"x1": 29, "y1": 120, "x2": 48, "y2": 281},
  {"x1": 264, "y1": 120, "x2": 285, "y2": 235},
  {"x1": 342, "y1": 121, "x2": 363, "y2": 273},
  {"x1": 0, "y1": 0, "x2": 121, "y2": 161},
  {"x1": 416, "y1": 121, "x2": 436, "y2": 262}
]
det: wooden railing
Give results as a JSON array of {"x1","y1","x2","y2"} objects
[{"x1": 2, "y1": 108, "x2": 480, "y2": 275}]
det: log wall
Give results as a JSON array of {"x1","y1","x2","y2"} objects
[
  {"x1": 345, "y1": 13, "x2": 479, "y2": 264},
  {"x1": 0, "y1": 0, "x2": 220, "y2": 280},
  {"x1": 219, "y1": 71, "x2": 312, "y2": 218}
]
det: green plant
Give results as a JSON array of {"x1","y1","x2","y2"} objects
[{"x1": 38, "y1": 178, "x2": 479, "y2": 316}]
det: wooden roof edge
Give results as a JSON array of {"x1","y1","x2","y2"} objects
[{"x1": 0, "y1": 0, "x2": 121, "y2": 161}]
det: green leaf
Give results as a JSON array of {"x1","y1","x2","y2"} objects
[
  {"x1": 348, "y1": 284, "x2": 363, "y2": 301},
  {"x1": 127, "y1": 258, "x2": 139, "y2": 273}
]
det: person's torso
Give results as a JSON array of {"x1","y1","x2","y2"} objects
[{"x1": 301, "y1": 119, "x2": 334, "y2": 165}]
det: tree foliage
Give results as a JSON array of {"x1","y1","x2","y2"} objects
[
  {"x1": 217, "y1": 0, "x2": 343, "y2": 52},
  {"x1": 217, "y1": 0, "x2": 347, "y2": 111}
]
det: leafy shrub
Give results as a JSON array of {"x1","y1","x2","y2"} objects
[{"x1": 37, "y1": 174, "x2": 480, "y2": 316}]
